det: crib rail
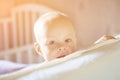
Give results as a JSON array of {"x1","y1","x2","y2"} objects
[
  {"x1": 0, "y1": 44, "x2": 43, "y2": 64},
  {"x1": 0, "y1": 19, "x2": 11, "y2": 50},
  {"x1": 11, "y1": 4, "x2": 41, "y2": 47},
  {"x1": 11, "y1": 4, "x2": 53, "y2": 47},
  {"x1": 0, "y1": 4, "x2": 51, "y2": 64}
]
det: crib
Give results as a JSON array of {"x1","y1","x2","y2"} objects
[{"x1": 0, "y1": 4, "x2": 53, "y2": 64}]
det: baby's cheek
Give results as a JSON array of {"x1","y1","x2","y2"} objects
[
  {"x1": 48, "y1": 46, "x2": 57, "y2": 53},
  {"x1": 69, "y1": 46, "x2": 76, "y2": 53},
  {"x1": 68, "y1": 43, "x2": 76, "y2": 51},
  {"x1": 47, "y1": 47, "x2": 57, "y2": 55}
]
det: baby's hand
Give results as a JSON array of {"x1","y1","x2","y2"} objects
[
  {"x1": 101, "y1": 35, "x2": 116, "y2": 40},
  {"x1": 95, "y1": 35, "x2": 116, "y2": 44}
]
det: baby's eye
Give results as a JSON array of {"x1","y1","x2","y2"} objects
[
  {"x1": 65, "y1": 38, "x2": 72, "y2": 43},
  {"x1": 48, "y1": 40, "x2": 55, "y2": 45}
]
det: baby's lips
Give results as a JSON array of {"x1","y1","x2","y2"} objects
[{"x1": 56, "y1": 55, "x2": 66, "y2": 58}]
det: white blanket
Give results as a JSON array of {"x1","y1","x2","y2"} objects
[{"x1": 0, "y1": 39, "x2": 120, "y2": 80}]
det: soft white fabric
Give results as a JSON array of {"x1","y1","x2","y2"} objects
[
  {"x1": 0, "y1": 39, "x2": 120, "y2": 80},
  {"x1": 0, "y1": 60, "x2": 26, "y2": 74}
]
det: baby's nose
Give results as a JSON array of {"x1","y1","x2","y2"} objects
[{"x1": 57, "y1": 47, "x2": 66, "y2": 52}]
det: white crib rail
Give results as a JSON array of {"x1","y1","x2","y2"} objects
[
  {"x1": 0, "y1": 4, "x2": 52, "y2": 63},
  {"x1": 11, "y1": 4, "x2": 53, "y2": 47},
  {"x1": 12, "y1": 5, "x2": 41, "y2": 47},
  {"x1": 0, "y1": 44, "x2": 43, "y2": 64},
  {"x1": 0, "y1": 19, "x2": 11, "y2": 50}
]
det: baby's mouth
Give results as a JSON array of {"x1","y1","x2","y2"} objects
[{"x1": 56, "y1": 55, "x2": 66, "y2": 58}]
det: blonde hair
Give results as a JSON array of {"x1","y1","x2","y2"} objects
[{"x1": 34, "y1": 11, "x2": 72, "y2": 42}]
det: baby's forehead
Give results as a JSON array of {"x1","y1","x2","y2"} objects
[
  {"x1": 38, "y1": 19, "x2": 74, "y2": 36},
  {"x1": 45, "y1": 26, "x2": 75, "y2": 39},
  {"x1": 34, "y1": 12, "x2": 75, "y2": 40}
]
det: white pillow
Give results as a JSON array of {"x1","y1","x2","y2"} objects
[
  {"x1": 0, "y1": 39, "x2": 120, "y2": 80},
  {"x1": 17, "y1": 39, "x2": 120, "y2": 80}
]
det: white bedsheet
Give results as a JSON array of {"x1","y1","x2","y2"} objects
[
  {"x1": 0, "y1": 39, "x2": 120, "y2": 80},
  {"x1": 0, "y1": 60, "x2": 26, "y2": 74}
]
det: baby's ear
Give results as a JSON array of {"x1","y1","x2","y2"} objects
[{"x1": 34, "y1": 42, "x2": 42, "y2": 55}]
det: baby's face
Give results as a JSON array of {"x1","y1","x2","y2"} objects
[{"x1": 36, "y1": 20, "x2": 77, "y2": 61}]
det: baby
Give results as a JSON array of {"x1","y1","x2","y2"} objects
[{"x1": 34, "y1": 12, "x2": 77, "y2": 61}]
